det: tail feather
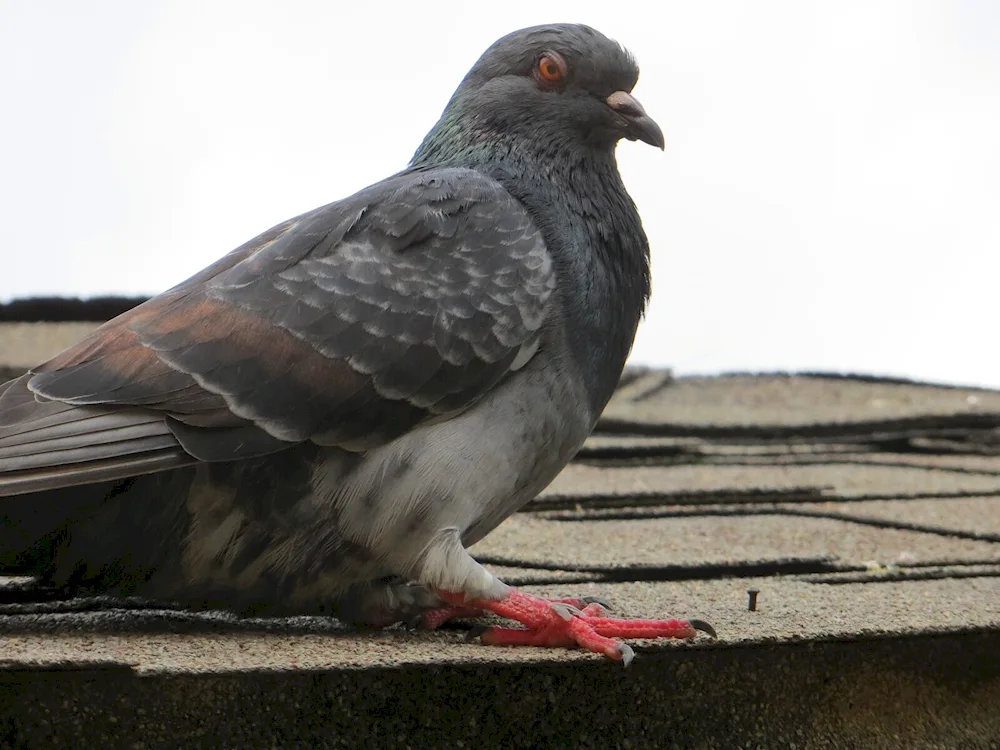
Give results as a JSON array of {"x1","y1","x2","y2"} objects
[{"x1": 0, "y1": 373, "x2": 194, "y2": 496}]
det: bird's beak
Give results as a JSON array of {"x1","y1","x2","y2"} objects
[{"x1": 606, "y1": 91, "x2": 665, "y2": 150}]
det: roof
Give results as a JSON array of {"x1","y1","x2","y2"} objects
[{"x1": 2, "y1": 320, "x2": 1000, "y2": 748}]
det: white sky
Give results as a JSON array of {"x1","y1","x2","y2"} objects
[{"x1": 1, "y1": 2, "x2": 999, "y2": 387}]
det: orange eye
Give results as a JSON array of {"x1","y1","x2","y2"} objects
[{"x1": 535, "y1": 53, "x2": 566, "y2": 85}]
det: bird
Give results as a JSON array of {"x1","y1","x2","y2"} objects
[{"x1": 0, "y1": 23, "x2": 713, "y2": 665}]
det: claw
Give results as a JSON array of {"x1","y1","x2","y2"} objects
[
  {"x1": 550, "y1": 602, "x2": 581, "y2": 621},
  {"x1": 580, "y1": 602, "x2": 609, "y2": 618},
  {"x1": 689, "y1": 619, "x2": 717, "y2": 639},
  {"x1": 580, "y1": 595, "x2": 615, "y2": 612},
  {"x1": 618, "y1": 642, "x2": 635, "y2": 668}
]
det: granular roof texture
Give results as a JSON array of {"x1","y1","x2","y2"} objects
[{"x1": 1, "y1": 323, "x2": 999, "y2": 749}]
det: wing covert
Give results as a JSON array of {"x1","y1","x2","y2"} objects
[{"x1": 15, "y1": 167, "x2": 555, "y2": 463}]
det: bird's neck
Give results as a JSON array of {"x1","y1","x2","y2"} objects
[{"x1": 411, "y1": 132, "x2": 651, "y2": 416}]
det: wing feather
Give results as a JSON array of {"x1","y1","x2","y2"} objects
[{"x1": 0, "y1": 167, "x2": 554, "y2": 495}]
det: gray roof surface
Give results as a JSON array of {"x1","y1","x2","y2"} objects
[{"x1": 2, "y1": 324, "x2": 999, "y2": 748}]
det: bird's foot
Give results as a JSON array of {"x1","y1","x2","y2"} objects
[
  {"x1": 418, "y1": 593, "x2": 612, "y2": 630},
  {"x1": 426, "y1": 588, "x2": 715, "y2": 666}
]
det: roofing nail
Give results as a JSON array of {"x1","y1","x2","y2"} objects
[{"x1": 747, "y1": 588, "x2": 760, "y2": 612}]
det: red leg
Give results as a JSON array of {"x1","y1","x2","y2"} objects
[
  {"x1": 419, "y1": 595, "x2": 610, "y2": 630},
  {"x1": 429, "y1": 588, "x2": 714, "y2": 665}
]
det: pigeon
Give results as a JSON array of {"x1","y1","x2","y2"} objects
[{"x1": 0, "y1": 23, "x2": 713, "y2": 664}]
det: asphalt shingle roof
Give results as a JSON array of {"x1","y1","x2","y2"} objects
[{"x1": 2, "y1": 320, "x2": 999, "y2": 748}]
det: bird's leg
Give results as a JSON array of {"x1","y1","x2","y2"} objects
[
  {"x1": 419, "y1": 595, "x2": 612, "y2": 630},
  {"x1": 412, "y1": 529, "x2": 714, "y2": 664},
  {"x1": 430, "y1": 588, "x2": 714, "y2": 665}
]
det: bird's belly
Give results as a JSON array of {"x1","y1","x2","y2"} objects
[{"x1": 307, "y1": 355, "x2": 595, "y2": 584}]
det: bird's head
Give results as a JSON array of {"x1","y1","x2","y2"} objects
[{"x1": 414, "y1": 24, "x2": 663, "y2": 163}]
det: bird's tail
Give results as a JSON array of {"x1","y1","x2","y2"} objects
[{"x1": 0, "y1": 373, "x2": 194, "y2": 498}]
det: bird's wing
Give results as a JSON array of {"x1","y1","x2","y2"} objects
[{"x1": 0, "y1": 167, "x2": 555, "y2": 495}]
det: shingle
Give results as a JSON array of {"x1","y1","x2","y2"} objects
[
  {"x1": 797, "y1": 497, "x2": 1000, "y2": 538},
  {"x1": 601, "y1": 372, "x2": 1000, "y2": 431},
  {"x1": 1, "y1": 576, "x2": 998, "y2": 675},
  {"x1": 0, "y1": 322, "x2": 100, "y2": 368},
  {"x1": 471, "y1": 512, "x2": 1000, "y2": 570},
  {"x1": 538, "y1": 462, "x2": 1000, "y2": 503}
]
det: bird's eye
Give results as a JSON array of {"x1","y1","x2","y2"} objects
[{"x1": 535, "y1": 53, "x2": 567, "y2": 86}]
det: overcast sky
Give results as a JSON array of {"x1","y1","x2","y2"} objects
[{"x1": 1, "y1": 2, "x2": 998, "y2": 386}]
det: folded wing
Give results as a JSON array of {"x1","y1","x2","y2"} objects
[{"x1": 0, "y1": 167, "x2": 554, "y2": 495}]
